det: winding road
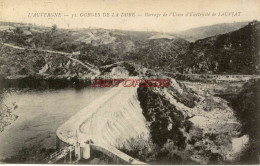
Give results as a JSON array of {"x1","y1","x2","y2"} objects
[{"x1": 1, "y1": 42, "x2": 100, "y2": 75}]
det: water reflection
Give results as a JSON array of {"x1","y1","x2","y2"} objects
[{"x1": 0, "y1": 79, "x2": 109, "y2": 159}]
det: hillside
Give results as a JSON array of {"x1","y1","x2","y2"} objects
[
  {"x1": 0, "y1": 45, "x2": 95, "y2": 79},
  {"x1": 178, "y1": 21, "x2": 260, "y2": 74},
  {"x1": 175, "y1": 22, "x2": 249, "y2": 42},
  {"x1": 0, "y1": 21, "x2": 189, "y2": 77},
  {"x1": 133, "y1": 77, "x2": 244, "y2": 164},
  {"x1": 125, "y1": 38, "x2": 189, "y2": 70},
  {"x1": 0, "y1": 21, "x2": 259, "y2": 165},
  {"x1": 1, "y1": 21, "x2": 259, "y2": 76}
]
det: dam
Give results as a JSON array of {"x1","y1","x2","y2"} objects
[{"x1": 55, "y1": 81, "x2": 148, "y2": 164}]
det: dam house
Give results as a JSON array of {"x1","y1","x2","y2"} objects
[{"x1": 54, "y1": 131, "x2": 141, "y2": 164}]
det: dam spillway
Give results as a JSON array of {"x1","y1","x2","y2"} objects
[{"x1": 56, "y1": 83, "x2": 148, "y2": 164}]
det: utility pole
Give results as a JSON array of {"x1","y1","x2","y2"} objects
[{"x1": 69, "y1": 147, "x2": 72, "y2": 163}]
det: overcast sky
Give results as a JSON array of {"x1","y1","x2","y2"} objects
[{"x1": 0, "y1": 0, "x2": 260, "y2": 32}]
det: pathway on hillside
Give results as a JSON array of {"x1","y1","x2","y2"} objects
[{"x1": 1, "y1": 43, "x2": 100, "y2": 75}]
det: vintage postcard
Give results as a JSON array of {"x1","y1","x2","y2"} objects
[{"x1": 0, "y1": 0, "x2": 259, "y2": 165}]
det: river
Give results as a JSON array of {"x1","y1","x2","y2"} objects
[{"x1": 0, "y1": 84, "x2": 109, "y2": 160}]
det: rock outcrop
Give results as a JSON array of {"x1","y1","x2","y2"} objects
[{"x1": 0, "y1": 102, "x2": 18, "y2": 132}]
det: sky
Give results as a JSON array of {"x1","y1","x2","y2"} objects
[{"x1": 0, "y1": 0, "x2": 260, "y2": 32}]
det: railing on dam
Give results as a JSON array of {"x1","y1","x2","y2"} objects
[
  {"x1": 43, "y1": 145, "x2": 75, "y2": 164},
  {"x1": 45, "y1": 140, "x2": 146, "y2": 164},
  {"x1": 90, "y1": 144, "x2": 146, "y2": 164}
]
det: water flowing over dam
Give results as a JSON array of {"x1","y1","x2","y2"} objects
[{"x1": 56, "y1": 82, "x2": 149, "y2": 164}]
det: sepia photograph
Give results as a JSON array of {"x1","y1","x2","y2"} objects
[{"x1": 0, "y1": 0, "x2": 259, "y2": 165}]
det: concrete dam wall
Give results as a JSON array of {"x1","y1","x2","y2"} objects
[{"x1": 56, "y1": 83, "x2": 149, "y2": 164}]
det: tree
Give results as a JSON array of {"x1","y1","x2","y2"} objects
[
  {"x1": 51, "y1": 24, "x2": 57, "y2": 32},
  {"x1": 15, "y1": 27, "x2": 23, "y2": 34}
]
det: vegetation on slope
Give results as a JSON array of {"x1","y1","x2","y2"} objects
[
  {"x1": 0, "y1": 45, "x2": 93, "y2": 79},
  {"x1": 125, "y1": 38, "x2": 189, "y2": 71},
  {"x1": 1, "y1": 21, "x2": 259, "y2": 75},
  {"x1": 0, "y1": 22, "x2": 189, "y2": 74},
  {"x1": 133, "y1": 78, "x2": 243, "y2": 164},
  {"x1": 179, "y1": 21, "x2": 260, "y2": 74},
  {"x1": 231, "y1": 80, "x2": 260, "y2": 164}
]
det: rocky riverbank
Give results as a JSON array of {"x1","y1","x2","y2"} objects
[
  {"x1": 0, "y1": 102, "x2": 18, "y2": 132},
  {"x1": 230, "y1": 80, "x2": 260, "y2": 164},
  {"x1": 132, "y1": 78, "x2": 245, "y2": 164}
]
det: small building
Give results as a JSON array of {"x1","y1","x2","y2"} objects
[
  {"x1": 111, "y1": 66, "x2": 129, "y2": 79},
  {"x1": 72, "y1": 51, "x2": 80, "y2": 56},
  {"x1": 23, "y1": 30, "x2": 33, "y2": 36},
  {"x1": 103, "y1": 72, "x2": 112, "y2": 80}
]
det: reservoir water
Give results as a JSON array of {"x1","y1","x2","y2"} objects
[{"x1": 0, "y1": 85, "x2": 109, "y2": 159}]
